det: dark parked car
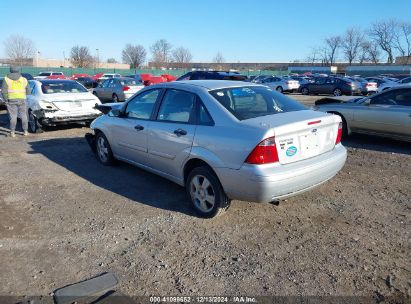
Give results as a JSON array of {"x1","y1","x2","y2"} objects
[
  {"x1": 76, "y1": 77, "x2": 98, "y2": 90},
  {"x1": 176, "y1": 71, "x2": 247, "y2": 81},
  {"x1": 300, "y1": 77, "x2": 361, "y2": 96}
]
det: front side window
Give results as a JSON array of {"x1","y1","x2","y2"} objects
[
  {"x1": 370, "y1": 90, "x2": 411, "y2": 106},
  {"x1": 125, "y1": 89, "x2": 160, "y2": 119},
  {"x1": 210, "y1": 86, "x2": 306, "y2": 121},
  {"x1": 315, "y1": 78, "x2": 326, "y2": 85},
  {"x1": 157, "y1": 89, "x2": 196, "y2": 123},
  {"x1": 176, "y1": 72, "x2": 192, "y2": 81}
]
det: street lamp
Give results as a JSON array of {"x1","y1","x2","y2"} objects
[{"x1": 96, "y1": 48, "x2": 100, "y2": 72}]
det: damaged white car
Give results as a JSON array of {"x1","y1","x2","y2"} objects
[{"x1": 27, "y1": 79, "x2": 102, "y2": 132}]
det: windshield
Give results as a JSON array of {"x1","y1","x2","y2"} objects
[
  {"x1": 210, "y1": 86, "x2": 306, "y2": 121},
  {"x1": 41, "y1": 81, "x2": 88, "y2": 94}
]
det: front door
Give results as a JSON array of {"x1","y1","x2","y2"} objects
[
  {"x1": 109, "y1": 89, "x2": 162, "y2": 164},
  {"x1": 353, "y1": 88, "x2": 411, "y2": 136},
  {"x1": 147, "y1": 89, "x2": 197, "y2": 180}
]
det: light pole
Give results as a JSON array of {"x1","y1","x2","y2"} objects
[{"x1": 96, "y1": 48, "x2": 99, "y2": 72}]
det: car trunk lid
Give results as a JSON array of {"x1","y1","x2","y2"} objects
[
  {"x1": 44, "y1": 93, "x2": 99, "y2": 112},
  {"x1": 242, "y1": 110, "x2": 341, "y2": 165}
]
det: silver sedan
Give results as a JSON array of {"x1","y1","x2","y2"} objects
[
  {"x1": 88, "y1": 81, "x2": 346, "y2": 217},
  {"x1": 314, "y1": 86, "x2": 411, "y2": 142}
]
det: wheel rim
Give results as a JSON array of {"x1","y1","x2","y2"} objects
[
  {"x1": 276, "y1": 87, "x2": 283, "y2": 92},
  {"x1": 29, "y1": 112, "x2": 36, "y2": 132},
  {"x1": 190, "y1": 175, "x2": 215, "y2": 213},
  {"x1": 113, "y1": 95, "x2": 118, "y2": 102},
  {"x1": 302, "y1": 88, "x2": 308, "y2": 94},
  {"x1": 97, "y1": 136, "x2": 109, "y2": 162},
  {"x1": 334, "y1": 89, "x2": 342, "y2": 96}
]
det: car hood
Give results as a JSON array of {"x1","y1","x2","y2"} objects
[
  {"x1": 315, "y1": 96, "x2": 363, "y2": 105},
  {"x1": 95, "y1": 102, "x2": 123, "y2": 114}
]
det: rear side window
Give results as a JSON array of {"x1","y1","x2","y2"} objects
[
  {"x1": 210, "y1": 86, "x2": 306, "y2": 121},
  {"x1": 157, "y1": 89, "x2": 196, "y2": 123}
]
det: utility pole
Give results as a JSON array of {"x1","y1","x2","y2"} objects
[{"x1": 96, "y1": 48, "x2": 100, "y2": 72}]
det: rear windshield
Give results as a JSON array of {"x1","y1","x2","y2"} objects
[
  {"x1": 119, "y1": 79, "x2": 137, "y2": 86},
  {"x1": 210, "y1": 86, "x2": 306, "y2": 120},
  {"x1": 41, "y1": 81, "x2": 88, "y2": 94},
  {"x1": 39, "y1": 72, "x2": 51, "y2": 76}
]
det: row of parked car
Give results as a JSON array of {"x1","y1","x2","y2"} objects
[{"x1": 1, "y1": 69, "x2": 409, "y2": 217}]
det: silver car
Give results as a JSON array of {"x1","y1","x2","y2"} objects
[
  {"x1": 255, "y1": 76, "x2": 300, "y2": 93},
  {"x1": 88, "y1": 81, "x2": 347, "y2": 217},
  {"x1": 314, "y1": 86, "x2": 411, "y2": 142},
  {"x1": 93, "y1": 77, "x2": 144, "y2": 103}
]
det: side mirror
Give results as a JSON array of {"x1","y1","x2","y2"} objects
[
  {"x1": 363, "y1": 98, "x2": 371, "y2": 106},
  {"x1": 109, "y1": 109, "x2": 121, "y2": 117}
]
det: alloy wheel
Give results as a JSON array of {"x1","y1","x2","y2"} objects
[
  {"x1": 97, "y1": 136, "x2": 109, "y2": 162},
  {"x1": 190, "y1": 175, "x2": 216, "y2": 213}
]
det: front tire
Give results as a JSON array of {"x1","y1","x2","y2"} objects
[
  {"x1": 186, "y1": 166, "x2": 231, "y2": 218},
  {"x1": 28, "y1": 110, "x2": 43, "y2": 133},
  {"x1": 95, "y1": 132, "x2": 114, "y2": 165}
]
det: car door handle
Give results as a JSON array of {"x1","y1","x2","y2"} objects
[
  {"x1": 174, "y1": 128, "x2": 187, "y2": 136},
  {"x1": 134, "y1": 125, "x2": 144, "y2": 131}
]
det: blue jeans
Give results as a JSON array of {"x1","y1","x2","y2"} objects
[{"x1": 6, "y1": 100, "x2": 28, "y2": 132}]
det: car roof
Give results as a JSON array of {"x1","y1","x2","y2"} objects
[{"x1": 158, "y1": 80, "x2": 261, "y2": 90}]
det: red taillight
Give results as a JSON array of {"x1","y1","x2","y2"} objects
[
  {"x1": 335, "y1": 122, "x2": 342, "y2": 144},
  {"x1": 308, "y1": 120, "x2": 321, "y2": 125},
  {"x1": 245, "y1": 137, "x2": 279, "y2": 165},
  {"x1": 122, "y1": 86, "x2": 130, "y2": 91}
]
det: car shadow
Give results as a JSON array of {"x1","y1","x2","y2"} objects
[
  {"x1": 342, "y1": 133, "x2": 411, "y2": 155},
  {"x1": 28, "y1": 137, "x2": 197, "y2": 217}
]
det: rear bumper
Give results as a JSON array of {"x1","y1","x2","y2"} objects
[
  {"x1": 215, "y1": 144, "x2": 347, "y2": 203},
  {"x1": 40, "y1": 113, "x2": 101, "y2": 126}
]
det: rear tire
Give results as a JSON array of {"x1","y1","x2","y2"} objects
[
  {"x1": 301, "y1": 87, "x2": 309, "y2": 95},
  {"x1": 333, "y1": 88, "x2": 342, "y2": 96},
  {"x1": 276, "y1": 86, "x2": 283, "y2": 93},
  {"x1": 186, "y1": 166, "x2": 231, "y2": 218},
  {"x1": 112, "y1": 94, "x2": 119, "y2": 103},
  {"x1": 95, "y1": 132, "x2": 114, "y2": 165},
  {"x1": 28, "y1": 110, "x2": 43, "y2": 133}
]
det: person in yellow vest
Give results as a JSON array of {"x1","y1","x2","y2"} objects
[{"x1": 1, "y1": 67, "x2": 30, "y2": 137}]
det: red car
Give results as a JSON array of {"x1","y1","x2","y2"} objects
[
  {"x1": 46, "y1": 75, "x2": 68, "y2": 80},
  {"x1": 71, "y1": 73, "x2": 90, "y2": 80}
]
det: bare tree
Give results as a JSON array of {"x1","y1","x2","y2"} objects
[
  {"x1": 3, "y1": 35, "x2": 35, "y2": 65},
  {"x1": 368, "y1": 19, "x2": 397, "y2": 63},
  {"x1": 150, "y1": 39, "x2": 172, "y2": 67},
  {"x1": 212, "y1": 52, "x2": 225, "y2": 64},
  {"x1": 342, "y1": 28, "x2": 364, "y2": 64},
  {"x1": 122, "y1": 44, "x2": 146, "y2": 69},
  {"x1": 306, "y1": 47, "x2": 321, "y2": 64},
  {"x1": 324, "y1": 35, "x2": 342, "y2": 65},
  {"x1": 172, "y1": 47, "x2": 192, "y2": 68},
  {"x1": 393, "y1": 21, "x2": 411, "y2": 57},
  {"x1": 107, "y1": 58, "x2": 118, "y2": 63},
  {"x1": 360, "y1": 40, "x2": 381, "y2": 64},
  {"x1": 70, "y1": 46, "x2": 93, "y2": 68}
]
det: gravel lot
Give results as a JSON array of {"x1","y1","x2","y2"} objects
[{"x1": 0, "y1": 95, "x2": 410, "y2": 302}]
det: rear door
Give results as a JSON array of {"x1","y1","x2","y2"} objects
[
  {"x1": 310, "y1": 78, "x2": 326, "y2": 94},
  {"x1": 353, "y1": 89, "x2": 411, "y2": 136},
  {"x1": 109, "y1": 89, "x2": 162, "y2": 164},
  {"x1": 147, "y1": 89, "x2": 197, "y2": 179}
]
